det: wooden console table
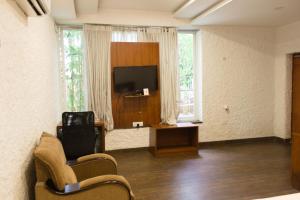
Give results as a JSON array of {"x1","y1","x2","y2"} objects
[
  {"x1": 149, "y1": 123, "x2": 199, "y2": 156},
  {"x1": 56, "y1": 120, "x2": 106, "y2": 152}
]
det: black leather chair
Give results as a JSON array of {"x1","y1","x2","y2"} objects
[{"x1": 57, "y1": 111, "x2": 100, "y2": 160}]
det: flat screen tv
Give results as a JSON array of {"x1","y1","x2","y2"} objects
[{"x1": 114, "y1": 66, "x2": 158, "y2": 93}]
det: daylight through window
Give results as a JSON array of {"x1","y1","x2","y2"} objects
[
  {"x1": 62, "y1": 29, "x2": 85, "y2": 111},
  {"x1": 178, "y1": 32, "x2": 201, "y2": 121}
]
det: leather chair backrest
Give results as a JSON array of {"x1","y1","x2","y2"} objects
[
  {"x1": 60, "y1": 112, "x2": 96, "y2": 160},
  {"x1": 34, "y1": 134, "x2": 77, "y2": 191},
  {"x1": 62, "y1": 111, "x2": 94, "y2": 127}
]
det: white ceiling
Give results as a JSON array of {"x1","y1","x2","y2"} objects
[
  {"x1": 75, "y1": 0, "x2": 99, "y2": 15},
  {"x1": 174, "y1": 0, "x2": 221, "y2": 19},
  {"x1": 99, "y1": 0, "x2": 186, "y2": 12},
  {"x1": 191, "y1": 0, "x2": 300, "y2": 26},
  {"x1": 51, "y1": 0, "x2": 300, "y2": 27},
  {"x1": 51, "y1": 0, "x2": 76, "y2": 19}
]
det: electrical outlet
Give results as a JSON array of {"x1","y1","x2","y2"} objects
[{"x1": 132, "y1": 121, "x2": 143, "y2": 128}]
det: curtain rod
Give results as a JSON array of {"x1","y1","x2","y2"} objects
[
  {"x1": 86, "y1": 23, "x2": 177, "y2": 29},
  {"x1": 56, "y1": 23, "x2": 176, "y2": 29},
  {"x1": 56, "y1": 24, "x2": 83, "y2": 29}
]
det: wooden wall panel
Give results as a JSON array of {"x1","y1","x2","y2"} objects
[{"x1": 111, "y1": 42, "x2": 161, "y2": 129}]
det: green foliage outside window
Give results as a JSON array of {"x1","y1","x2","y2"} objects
[
  {"x1": 178, "y1": 33, "x2": 195, "y2": 118},
  {"x1": 63, "y1": 30, "x2": 85, "y2": 111},
  {"x1": 178, "y1": 33, "x2": 194, "y2": 90}
]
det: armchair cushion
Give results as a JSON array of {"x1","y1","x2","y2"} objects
[
  {"x1": 34, "y1": 136, "x2": 77, "y2": 191},
  {"x1": 70, "y1": 153, "x2": 118, "y2": 181}
]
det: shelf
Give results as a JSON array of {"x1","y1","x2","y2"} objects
[
  {"x1": 149, "y1": 124, "x2": 199, "y2": 156},
  {"x1": 124, "y1": 95, "x2": 150, "y2": 98},
  {"x1": 151, "y1": 122, "x2": 198, "y2": 129}
]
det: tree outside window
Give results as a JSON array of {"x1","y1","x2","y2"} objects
[
  {"x1": 63, "y1": 30, "x2": 85, "y2": 111},
  {"x1": 178, "y1": 32, "x2": 195, "y2": 120}
]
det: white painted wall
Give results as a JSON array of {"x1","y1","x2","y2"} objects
[
  {"x1": 106, "y1": 26, "x2": 276, "y2": 150},
  {"x1": 0, "y1": 1, "x2": 59, "y2": 200},
  {"x1": 273, "y1": 20, "x2": 300, "y2": 139}
]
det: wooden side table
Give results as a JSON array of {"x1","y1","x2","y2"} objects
[
  {"x1": 149, "y1": 123, "x2": 199, "y2": 156},
  {"x1": 56, "y1": 120, "x2": 106, "y2": 153}
]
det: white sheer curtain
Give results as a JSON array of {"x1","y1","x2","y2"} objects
[
  {"x1": 83, "y1": 24, "x2": 114, "y2": 130},
  {"x1": 112, "y1": 31, "x2": 137, "y2": 42},
  {"x1": 111, "y1": 26, "x2": 138, "y2": 42},
  {"x1": 137, "y1": 27, "x2": 179, "y2": 125},
  {"x1": 82, "y1": 25, "x2": 178, "y2": 127}
]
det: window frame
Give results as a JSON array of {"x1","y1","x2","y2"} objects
[{"x1": 177, "y1": 30, "x2": 202, "y2": 122}]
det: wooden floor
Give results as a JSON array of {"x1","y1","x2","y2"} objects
[{"x1": 109, "y1": 141, "x2": 299, "y2": 200}]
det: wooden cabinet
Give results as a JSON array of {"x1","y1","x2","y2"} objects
[{"x1": 149, "y1": 123, "x2": 199, "y2": 156}]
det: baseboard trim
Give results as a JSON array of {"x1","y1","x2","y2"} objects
[
  {"x1": 106, "y1": 137, "x2": 291, "y2": 152},
  {"x1": 199, "y1": 136, "x2": 291, "y2": 148},
  {"x1": 106, "y1": 147, "x2": 149, "y2": 153}
]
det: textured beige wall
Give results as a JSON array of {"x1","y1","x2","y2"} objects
[
  {"x1": 198, "y1": 26, "x2": 275, "y2": 141},
  {"x1": 106, "y1": 128, "x2": 150, "y2": 151},
  {"x1": 106, "y1": 26, "x2": 276, "y2": 149},
  {"x1": 0, "y1": 1, "x2": 59, "y2": 200},
  {"x1": 273, "y1": 20, "x2": 300, "y2": 139},
  {"x1": 273, "y1": 55, "x2": 292, "y2": 139}
]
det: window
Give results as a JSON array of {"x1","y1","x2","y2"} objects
[
  {"x1": 58, "y1": 28, "x2": 202, "y2": 120},
  {"x1": 61, "y1": 29, "x2": 85, "y2": 111},
  {"x1": 178, "y1": 31, "x2": 201, "y2": 121},
  {"x1": 59, "y1": 28, "x2": 137, "y2": 112}
]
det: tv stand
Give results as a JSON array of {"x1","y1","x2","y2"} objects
[{"x1": 149, "y1": 123, "x2": 199, "y2": 156}]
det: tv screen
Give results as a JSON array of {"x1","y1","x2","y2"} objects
[{"x1": 114, "y1": 66, "x2": 158, "y2": 93}]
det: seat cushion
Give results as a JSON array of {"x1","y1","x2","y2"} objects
[{"x1": 34, "y1": 136, "x2": 77, "y2": 191}]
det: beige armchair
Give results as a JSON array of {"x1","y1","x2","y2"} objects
[{"x1": 34, "y1": 133, "x2": 134, "y2": 200}]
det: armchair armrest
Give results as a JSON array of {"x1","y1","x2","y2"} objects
[
  {"x1": 69, "y1": 153, "x2": 118, "y2": 181},
  {"x1": 35, "y1": 175, "x2": 135, "y2": 200},
  {"x1": 80, "y1": 175, "x2": 135, "y2": 199},
  {"x1": 77, "y1": 153, "x2": 117, "y2": 166}
]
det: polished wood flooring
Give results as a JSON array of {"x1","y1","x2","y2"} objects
[{"x1": 109, "y1": 141, "x2": 298, "y2": 200}]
